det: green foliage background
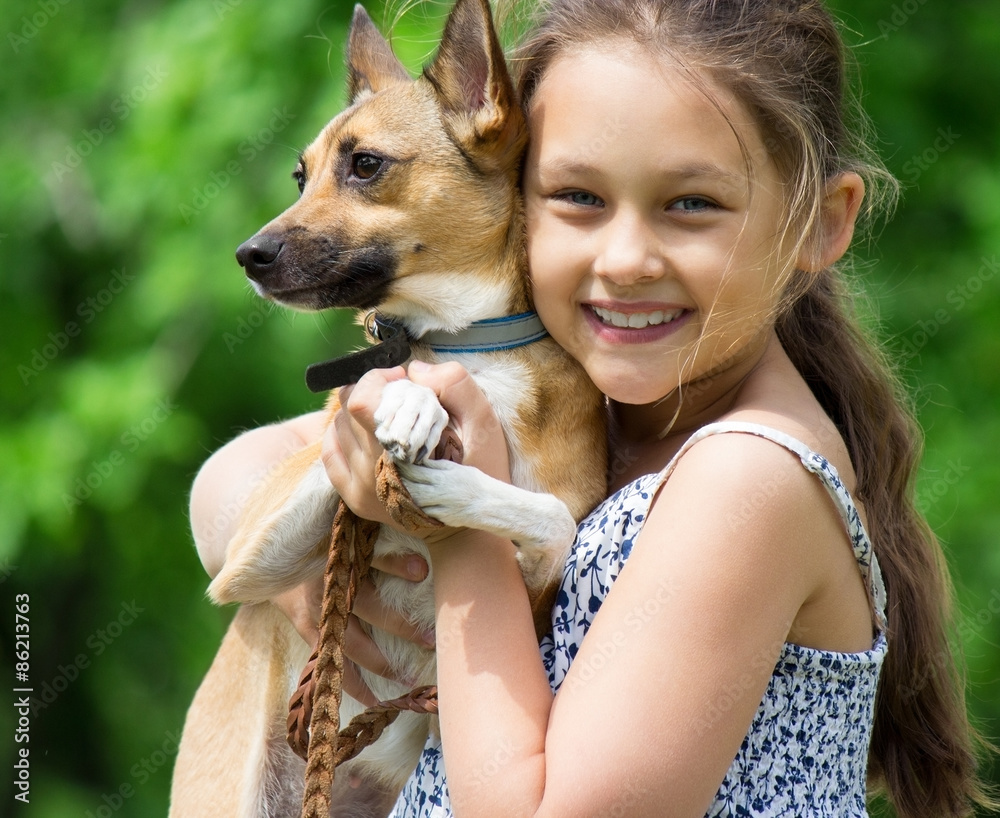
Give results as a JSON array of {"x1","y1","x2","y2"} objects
[{"x1": 0, "y1": 0, "x2": 997, "y2": 814}]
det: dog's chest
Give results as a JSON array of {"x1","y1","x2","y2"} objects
[{"x1": 454, "y1": 355, "x2": 544, "y2": 490}]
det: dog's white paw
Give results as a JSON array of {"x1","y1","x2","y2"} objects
[
  {"x1": 397, "y1": 460, "x2": 578, "y2": 557},
  {"x1": 396, "y1": 459, "x2": 466, "y2": 518},
  {"x1": 374, "y1": 380, "x2": 449, "y2": 464}
]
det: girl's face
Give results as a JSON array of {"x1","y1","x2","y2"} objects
[{"x1": 524, "y1": 43, "x2": 795, "y2": 415}]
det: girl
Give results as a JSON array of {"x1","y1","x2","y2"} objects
[{"x1": 192, "y1": 0, "x2": 991, "y2": 814}]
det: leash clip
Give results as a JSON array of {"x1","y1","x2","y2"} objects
[{"x1": 364, "y1": 309, "x2": 381, "y2": 341}]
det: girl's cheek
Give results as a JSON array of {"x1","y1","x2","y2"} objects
[{"x1": 529, "y1": 248, "x2": 568, "y2": 305}]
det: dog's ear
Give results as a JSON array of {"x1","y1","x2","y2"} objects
[
  {"x1": 424, "y1": 0, "x2": 526, "y2": 164},
  {"x1": 347, "y1": 4, "x2": 411, "y2": 101}
]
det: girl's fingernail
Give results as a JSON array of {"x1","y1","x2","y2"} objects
[
  {"x1": 408, "y1": 360, "x2": 430, "y2": 373},
  {"x1": 407, "y1": 556, "x2": 427, "y2": 580}
]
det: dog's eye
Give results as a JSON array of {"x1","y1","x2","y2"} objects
[
  {"x1": 351, "y1": 153, "x2": 383, "y2": 181},
  {"x1": 292, "y1": 162, "x2": 306, "y2": 195}
]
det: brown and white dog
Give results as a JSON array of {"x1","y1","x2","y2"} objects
[{"x1": 169, "y1": 0, "x2": 606, "y2": 814}]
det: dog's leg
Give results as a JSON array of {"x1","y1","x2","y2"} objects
[
  {"x1": 170, "y1": 604, "x2": 308, "y2": 818},
  {"x1": 396, "y1": 458, "x2": 577, "y2": 563},
  {"x1": 396, "y1": 457, "x2": 575, "y2": 637},
  {"x1": 372, "y1": 379, "x2": 577, "y2": 557},
  {"x1": 209, "y1": 442, "x2": 337, "y2": 604}
]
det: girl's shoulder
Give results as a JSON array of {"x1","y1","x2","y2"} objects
[
  {"x1": 649, "y1": 410, "x2": 863, "y2": 570},
  {"x1": 642, "y1": 411, "x2": 882, "y2": 653},
  {"x1": 653, "y1": 416, "x2": 840, "y2": 529},
  {"x1": 660, "y1": 409, "x2": 857, "y2": 499}
]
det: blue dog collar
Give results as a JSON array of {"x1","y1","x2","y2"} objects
[
  {"x1": 391, "y1": 312, "x2": 549, "y2": 354},
  {"x1": 305, "y1": 311, "x2": 549, "y2": 393}
]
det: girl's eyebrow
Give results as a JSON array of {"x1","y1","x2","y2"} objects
[
  {"x1": 536, "y1": 157, "x2": 744, "y2": 184},
  {"x1": 664, "y1": 162, "x2": 745, "y2": 183}
]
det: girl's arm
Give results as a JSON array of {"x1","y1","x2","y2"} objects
[
  {"x1": 189, "y1": 411, "x2": 327, "y2": 577},
  {"x1": 433, "y1": 437, "x2": 829, "y2": 817},
  {"x1": 335, "y1": 365, "x2": 839, "y2": 818}
]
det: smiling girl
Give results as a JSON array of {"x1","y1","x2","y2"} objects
[{"x1": 323, "y1": 0, "x2": 992, "y2": 815}]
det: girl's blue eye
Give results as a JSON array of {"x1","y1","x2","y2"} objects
[
  {"x1": 558, "y1": 190, "x2": 602, "y2": 207},
  {"x1": 670, "y1": 196, "x2": 714, "y2": 213}
]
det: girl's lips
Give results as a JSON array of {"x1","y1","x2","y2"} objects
[{"x1": 583, "y1": 303, "x2": 692, "y2": 343}]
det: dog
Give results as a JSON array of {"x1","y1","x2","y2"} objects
[{"x1": 169, "y1": 0, "x2": 606, "y2": 814}]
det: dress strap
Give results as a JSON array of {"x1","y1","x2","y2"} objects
[{"x1": 656, "y1": 421, "x2": 888, "y2": 630}]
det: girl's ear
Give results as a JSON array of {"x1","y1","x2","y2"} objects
[{"x1": 797, "y1": 172, "x2": 865, "y2": 272}]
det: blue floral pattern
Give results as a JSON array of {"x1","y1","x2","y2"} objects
[{"x1": 389, "y1": 423, "x2": 887, "y2": 817}]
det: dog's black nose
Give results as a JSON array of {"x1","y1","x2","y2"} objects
[{"x1": 236, "y1": 235, "x2": 284, "y2": 280}]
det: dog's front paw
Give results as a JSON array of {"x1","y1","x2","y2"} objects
[
  {"x1": 396, "y1": 459, "x2": 469, "y2": 520},
  {"x1": 397, "y1": 460, "x2": 578, "y2": 558},
  {"x1": 374, "y1": 380, "x2": 449, "y2": 464}
]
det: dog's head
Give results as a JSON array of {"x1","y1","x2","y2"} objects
[{"x1": 236, "y1": 0, "x2": 528, "y2": 334}]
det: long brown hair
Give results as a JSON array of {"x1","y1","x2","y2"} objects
[{"x1": 509, "y1": 0, "x2": 993, "y2": 815}]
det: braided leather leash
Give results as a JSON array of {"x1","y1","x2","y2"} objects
[
  {"x1": 332, "y1": 684, "x2": 440, "y2": 766},
  {"x1": 289, "y1": 452, "x2": 452, "y2": 818}
]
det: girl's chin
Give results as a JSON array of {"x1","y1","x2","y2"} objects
[{"x1": 588, "y1": 365, "x2": 677, "y2": 408}]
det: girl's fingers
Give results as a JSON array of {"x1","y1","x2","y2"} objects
[
  {"x1": 342, "y1": 656, "x2": 379, "y2": 708},
  {"x1": 323, "y1": 368, "x2": 411, "y2": 525},
  {"x1": 371, "y1": 551, "x2": 428, "y2": 581},
  {"x1": 344, "y1": 367, "x2": 408, "y2": 430},
  {"x1": 316, "y1": 565, "x2": 433, "y2": 705},
  {"x1": 352, "y1": 576, "x2": 435, "y2": 649},
  {"x1": 323, "y1": 407, "x2": 389, "y2": 524},
  {"x1": 271, "y1": 580, "x2": 322, "y2": 649},
  {"x1": 343, "y1": 612, "x2": 396, "y2": 681}
]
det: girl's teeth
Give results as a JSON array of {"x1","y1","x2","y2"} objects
[
  {"x1": 593, "y1": 306, "x2": 680, "y2": 329},
  {"x1": 629, "y1": 310, "x2": 663, "y2": 328}
]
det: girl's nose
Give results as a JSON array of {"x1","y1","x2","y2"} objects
[{"x1": 592, "y1": 212, "x2": 665, "y2": 286}]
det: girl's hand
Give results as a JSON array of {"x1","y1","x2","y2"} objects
[
  {"x1": 319, "y1": 360, "x2": 511, "y2": 703},
  {"x1": 406, "y1": 360, "x2": 510, "y2": 483},
  {"x1": 323, "y1": 362, "x2": 511, "y2": 519},
  {"x1": 322, "y1": 367, "x2": 408, "y2": 527},
  {"x1": 342, "y1": 552, "x2": 435, "y2": 705},
  {"x1": 273, "y1": 552, "x2": 433, "y2": 707},
  {"x1": 271, "y1": 574, "x2": 323, "y2": 651}
]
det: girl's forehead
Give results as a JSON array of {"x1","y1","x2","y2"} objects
[{"x1": 527, "y1": 41, "x2": 771, "y2": 175}]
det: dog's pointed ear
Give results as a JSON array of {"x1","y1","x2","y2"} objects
[
  {"x1": 347, "y1": 4, "x2": 410, "y2": 101},
  {"x1": 424, "y1": 0, "x2": 525, "y2": 162}
]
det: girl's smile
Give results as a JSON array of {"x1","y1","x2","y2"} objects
[
  {"x1": 524, "y1": 41, "x2": 795, "y2": 422},
  {"x1": 584, "y1": 301, "x2": 693, "y2": 343}
]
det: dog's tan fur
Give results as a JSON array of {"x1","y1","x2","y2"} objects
[{"x1": 170, "y1": 1, "x2": 606, "y2": 815}]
